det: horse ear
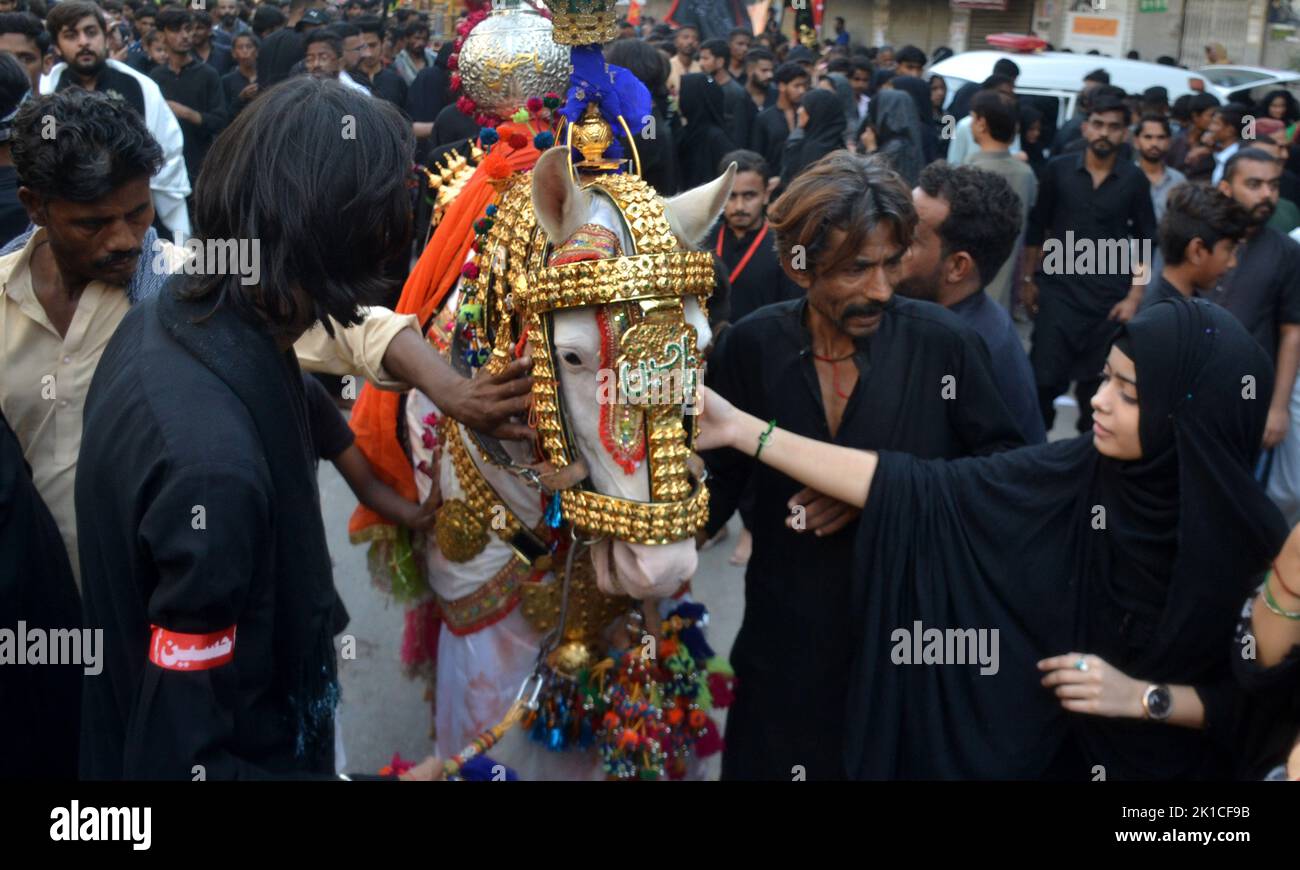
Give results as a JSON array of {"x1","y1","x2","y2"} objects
[
  {"x1": 664, "y1": 162, "x2": 737, "y2": 249},
  {"x1": 532, "y1": 147, "x2": 588, "y2": 243}
]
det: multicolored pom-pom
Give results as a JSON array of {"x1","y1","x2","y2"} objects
[{"x1": 543, "y1": 92, "x2": 561, "y2": 109}]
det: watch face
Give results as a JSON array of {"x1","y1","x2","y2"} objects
[{"x1": 1145, "y1": 685, "x2": 1172, "y2": 719}]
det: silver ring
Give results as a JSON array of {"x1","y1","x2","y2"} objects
[{"x1": 1074, "y1": 657, "x2": 1089, "y2": 672}]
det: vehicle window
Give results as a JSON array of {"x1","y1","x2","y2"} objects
[{"x1": 1203, "y1": 68, "x2": 1271, "y2": 87}]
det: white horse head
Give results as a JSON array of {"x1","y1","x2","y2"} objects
[{"x1": 529, "y1": 147, "x2": 735, "y2": 599}]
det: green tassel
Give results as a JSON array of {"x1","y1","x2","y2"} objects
[{"x1": 388, "y1": 527, "x2": 425, "y2": 603}]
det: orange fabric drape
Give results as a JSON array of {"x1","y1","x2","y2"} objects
[{"x1": 348, "y1": 133, "x2": 542, "y2": 540}]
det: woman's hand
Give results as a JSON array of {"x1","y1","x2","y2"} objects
[
  {"x1": 1038, "y1": 653, "x2": 1145, "y2": 719},
  {"x1": 859, "y1": 125, "x2": 877, "y2": 153},
  {"x1": 693, "y1": 385, "x2": 740, "y2": 452}
]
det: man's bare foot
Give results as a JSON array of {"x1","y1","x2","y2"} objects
[{"x1": 728, "y1": 528, "x2": 752, "y2": 566}]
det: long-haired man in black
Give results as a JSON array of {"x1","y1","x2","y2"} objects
[{"x1": 74, "y1": 78, "x2": 460, "y2": 780}]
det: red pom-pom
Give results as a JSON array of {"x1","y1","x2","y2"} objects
[
  {"x1": 449, "y1": 73, "x2": 462, "y2": 92},
  {"x1": 526, "y1": 96, "x2": 543, "y2": 113},
  {"x1": 707, "y1": 671, "x2": 735, "y2": 708},
  {"x1": 693, "y1": 719, "x2": 725, "y2": 757},
  {"x1": 507, "y1": 132, "x2": 528, "y2": 149},
  {"x1": 456, "y1": 95, "x2": 477, "y2": 115},
  {"x1": 461, "y1": 262, "x2": 480, "y2": 280},
  {"x1": 447, "y1": 53, "x2": 459, "y2": 71},
  {"x1": 688, "y1": 708, "x2": 708, "y2": 730}
]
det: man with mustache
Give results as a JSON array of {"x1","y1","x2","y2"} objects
[
  {"x1": 896, "y1": 162, "x2": 1045, "y2": 445},
  {"x1": 701, "y1": 152, "x2": 1024, "y2": 780},
  {"x1": 1022, "y1": 95, "x2": 1156, "y2": 435},
  {"x1": 212, "y1": 0, "x2": 252, "y2": 52},
  {"x1": 1208, "y1": 147, "x2": 1300, "y2": 453},
  {"x1": 43, "y1": 0, "x2": 191, "y2": 241}
]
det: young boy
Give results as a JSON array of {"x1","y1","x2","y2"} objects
[
  {"x1": 1142, "y1": 182, "x2": 1249, "y2": 308},
  {"x1": 303, "y1": 374, "x2": 437, "y2": 531}
]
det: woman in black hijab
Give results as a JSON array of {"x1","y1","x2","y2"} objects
[
  {"x1": 781, "y1": 88, "x2": 848, "y2": 186},
  {"x1": 890, "y1": 74, "x2": 941, "y2": 164},
  {"x1": 866, "y1": 89, "x2": 924, "y2": 187},
  {"x1": 695, "y1": 298, "x2": 1289, "y2": 780},
  {"x1": 675, "y1": 72, "x2": 737, "y2": 190},
  {"x1": 1019, "y1": 104, "x2": 1048, "y2": 175}
]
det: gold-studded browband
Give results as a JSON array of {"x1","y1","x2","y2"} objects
[{"x1": 523, "y1": 251, "x2": 714, "y2": 317}]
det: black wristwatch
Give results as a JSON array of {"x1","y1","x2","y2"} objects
[{"x1": 1141, "y1": 683, "x2": 1173, "y2": 721}]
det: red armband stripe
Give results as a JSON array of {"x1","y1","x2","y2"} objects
[{"x1": 148, "y1": 624, "x2": 236, "y2": 671}]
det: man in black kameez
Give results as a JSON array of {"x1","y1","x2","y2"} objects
[
  {"x1": 1023, "y1": 96, "x2": 1156, "y2": 435},
  {"x1": 709, "y1": 149, "x2": 802, "y2": 325},
  {"x1": 702, "y1": 153, "x2": 1026, "y2": 781}
]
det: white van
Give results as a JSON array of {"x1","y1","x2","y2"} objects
[{"x1": 929, "y1": 50, "x2": 1211, "y2": 129}]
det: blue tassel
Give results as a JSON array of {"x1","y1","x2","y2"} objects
[
  {"x1": 544, "y1": 492, "x2": 563, "y2": 528},
  {"x1": 457, "y1": 754, "x2": 518, "y2": 781}
]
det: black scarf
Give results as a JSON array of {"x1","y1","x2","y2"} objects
[
  {"x1": 156, "y1": 280, "x2": 339, "y2": 770},
  {"x1": 788, "y1": 88, "x2": 847, "y2": 177},
  {"x1": 890, "y1": 75, "x2": 940, "y2": 163},
  {"x1": 846, "y1": 297, "x2": 1289, "y2": 779},
  {"x1": 677, "y1": 73, "x2": 736, "y2": 190}
]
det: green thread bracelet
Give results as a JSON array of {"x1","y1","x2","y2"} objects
[
  {"x1": 1262, "y1": 573, "x2": 1300, "y2": 621},
  {"x1": 754, "y1": 419, "x2": 777, "y2": 460}
]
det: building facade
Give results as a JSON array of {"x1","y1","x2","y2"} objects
[{"x1": 640, "y1": 0, "x2": 1300, "y2": 70}]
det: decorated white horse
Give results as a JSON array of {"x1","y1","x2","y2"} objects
[{"x1": 400, "y1": 137, "x2": 736, "y2": 778}]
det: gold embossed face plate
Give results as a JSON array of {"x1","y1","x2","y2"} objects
[{"x1": 464, "y1": 171, "x2": 712, "y2": 545}]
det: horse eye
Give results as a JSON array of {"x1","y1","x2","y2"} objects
[{"x1": 561, "y1": 351, "x2": 583, "y2": 366}]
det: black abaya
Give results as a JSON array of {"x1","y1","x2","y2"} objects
[{"x1": 845, "y1": 298, "x2": 1289, "y2": 779}]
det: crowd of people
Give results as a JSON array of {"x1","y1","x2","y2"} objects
[{"x1": 1, "y1": 0, "x2": 1299, "y2": 783}]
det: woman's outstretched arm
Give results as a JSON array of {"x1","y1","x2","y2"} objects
[
  {"x1": 696, "y1": 385, "x2": 879, "y2": 509},
  {"x1": 1252, "y1": 522, "x2": 1300, "y2": 668}
]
